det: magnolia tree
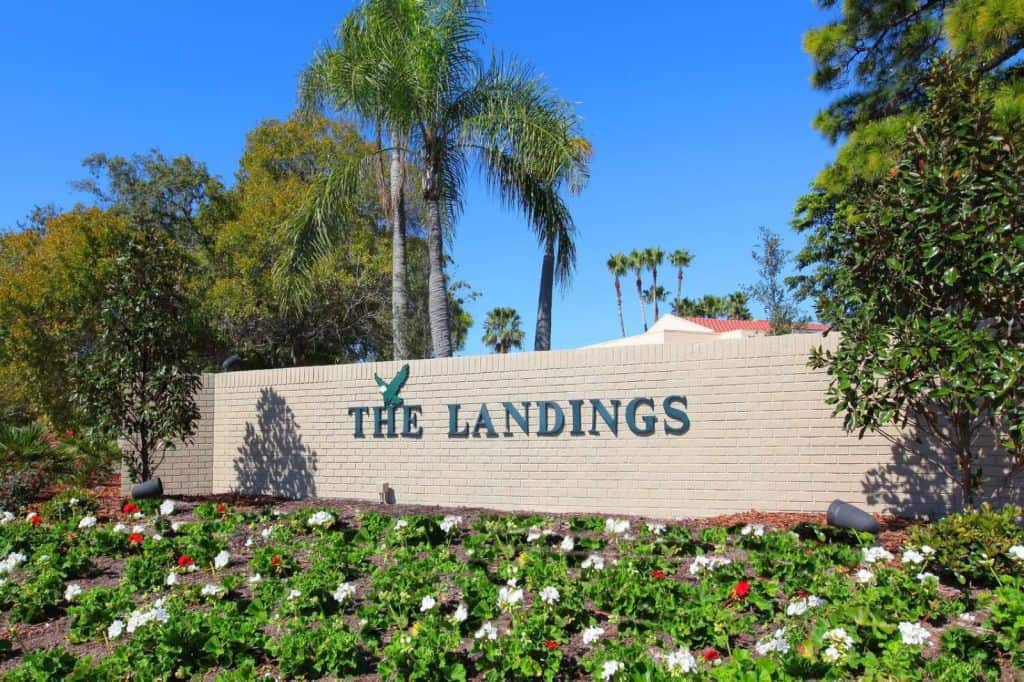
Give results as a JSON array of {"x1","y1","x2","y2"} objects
[
  {"x1": 74, "y1": 228, "x2": 200, "y2": 482},
  {"x1": 804, "y1": 61, "x2": 1024, "y2": 508}
]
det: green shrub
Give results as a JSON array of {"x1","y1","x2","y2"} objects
[
  {"x1": 40, "y1": 487, "x2": 98, "y2": 522},
  {"x1": 67, "y1": 587, "x2": 135, "y2": 642},
  {"x1": 909, "y1": 504, "x2": 1024, "y2": 587}
]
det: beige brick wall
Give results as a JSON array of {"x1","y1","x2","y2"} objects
[{"x1": 154, "y1": 334, "x2": 1016, "y2": 518}]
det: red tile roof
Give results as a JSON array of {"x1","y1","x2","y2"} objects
[{"x1": 682, "y1": 317, "x2": 829, "y2": 333}]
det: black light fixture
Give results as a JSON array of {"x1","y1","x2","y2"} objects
[{"x1": 221, "y1": 354, "x2": 241, "y2": 372}]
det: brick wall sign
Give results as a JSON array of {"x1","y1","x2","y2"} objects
[{"x1": 147, "y1": 333, "x2": 1014, "y2": 518}]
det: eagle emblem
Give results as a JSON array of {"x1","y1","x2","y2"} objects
[{"x1": 373, "y1": 364, "x2": 409, "y2": 408}]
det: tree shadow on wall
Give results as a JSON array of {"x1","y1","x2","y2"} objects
[
  {"x1": 862, "y1": 422, "x2": 1022, "y2": 519},
  {"x1": 234, "y1": 388, "x2": 318, "y2": 500}
]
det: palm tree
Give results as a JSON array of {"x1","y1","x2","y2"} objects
[
  {"x1": 627, "y1": 250, "x2": 648, "y2": 331},
  {"x1": 644, "y1": 247, "x2": 665, "y2": 321},
  {"x1": 725, "y1": 291, "x2": 752, "y2": 320},
  {"x1": 668, "y1": 249, "x2": 694, "y2": 302},
  {"x1": 283, "y1": 0, "x2": 588, "y2": 359},
  {"x1": 606, "y1": 253, "x2": 629, "y2": 337},
  {"x1": 643, "y1": 285, "x2": 669, "y2": 313},
  {"x1": 482, "y1": 307, "x2": 525, "y2": 353}
]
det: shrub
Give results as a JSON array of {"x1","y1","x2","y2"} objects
[
  {"x1": 909, "y1": 504, "x2": 1024, "y2": 586},
  {"x1": 40, "y1": 487, "x2": 98, "y2": 522}
]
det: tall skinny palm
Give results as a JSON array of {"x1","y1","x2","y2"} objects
[
  {"x1": 284, "y1": 0, "x2": 588, "y2": 359},
  {"x1": 606, "y1": 253, "x2": 629, "y2": 337},
  {"x1": 644, "y1": 247, "x2": 665, "y2": 321},
  {"x1": 482, "y1": 307, "x2": 525, "y2": 354},
  {"x1": 668, "y1": 248, "x2": 694, "y2": 303},
  {"x1": 628, "y1": 249, "x2": 648, "y2": 331}
]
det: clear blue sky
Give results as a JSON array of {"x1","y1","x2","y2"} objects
[{"x1": 0, "y1": 1, "x2": 837, "y2": 357}]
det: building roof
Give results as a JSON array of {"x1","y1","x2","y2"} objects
[{"x1": 682, "y1": 317, "x2": 829, "y2": 333}]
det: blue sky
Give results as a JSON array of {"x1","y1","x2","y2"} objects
[{"x1": 0, "y1": 1, "x2": 837, "y2": 356}]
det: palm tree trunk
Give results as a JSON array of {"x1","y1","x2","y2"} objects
[
  {"x1": 534, "y1": 234, "x2": 554, "y2": 351},
  {"x1": 389, "y1": 130, "x2": 408, "y2": 360},
  {"x1": 424, "y1": 196, "x2": 452, "y2": 357},
  {"x1": 652, "y1": 267, "x2": 660, "y2": 321},
  {"x1": 614, "y1": 279, "x2": 625, "y2": 336},
  {"x1": 635, "y1": 274, "x2": 647, "y2": 331},
  {"x1": 676, "y1": 270, "x2": 683, "y2": 302}
]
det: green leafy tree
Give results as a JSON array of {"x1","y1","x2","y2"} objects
[
  {"x1": 606, "y1": 253, "x2": 629, "y2": 337},
  {"x1": 806, "y1": 62, "x2": 1024, "y2": 508},
  {"x1": 482, "y1": 307, "x2": 525, "y2": 354},
  {"x1": 668, "y1": 248, "x2": 694, "y2": 302},
  {"x1": 73, "y1": 229, "x2": 201, "y2": 483},
  {"x1": 747, "y1": 227, "x2": 802, "y2": 335},
  {"x1": 283, "y1": 0, "x2": 589, "y2": 358}
]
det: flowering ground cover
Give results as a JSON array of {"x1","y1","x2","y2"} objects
[{"x1": 0, "y1": 498, "x2": 1022, "y2": 680}]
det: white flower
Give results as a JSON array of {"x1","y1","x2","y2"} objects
[
  {"x1": 0, "y1": 510, "x2": 14, "y2": 525},
  {"x1": 645, "y1": 522, "x2": 666, "y2": 535},
  {"x1": 824, "y1": 627, "x2": 854, "y2": 650},
  {"x1": 64, "y1": 584, "x2": 83, "y2": 601},
  {"x1": 395, "y1": 519, "x2": 408, "y2": 530},
  {"x1": 171, "y1": 521, "x2": 184, "y2": 532},
  {"x1": 452, "y1": 603, "x2": 468, "y2": 623},
  {"x1": 260, "y1": 527, "x2": 271, "y2": 539},
  {"x1": 958, "y1": 612, "x2": 976, "y2": 623},
  {"x1": 601, "y1": 660, "x2": 624, "y2": 680},
  {"x1": 1007, "y1": 545, "x2": 1024, "y2": 562},
  {"x1": 165, "y1": 573, "x2": 178, "y2": 586},
  {"x1": 902, "y1": 549, "x2": 925, "y2": 565},
  {"x1": 307, "y1": 510, "x2": 334, "y2": 528},
  {"x1": 664, "y1": 648, "x2": 698, "y2": 673},
  {"x1": 916, "y1": 571, "x2": 939, "y2": 583},
  {"x1": 786, "y1": 595, "x2": 824, "y2": 616},
  {"x1": 440, "y1": 515, "x2": 462, "y2": 534},
  {"x1": 862, "y1": 546, "x2": 894, "y2": 564},
  {"x1": 582, "y1": 626, "x2": 604, "y2": 645},
  {"x1": 689, "y1": 555, "x2": 731, "y2": 575},
  {"x1": 151, "y1": 534, "x2": 163, "y2": 542},
  {"x1": 0, "y1": 551, "x2": 27, "y2": 574},
  {"x1": 77, "y1": 515, "x2": 97, "y2": 530},
  {"x1": 898, "y1": 621, "x2": 932, "y2": 646},
  {"x1": 132, "y1": 512, "x2": 145, "y2": 520},
  {"x1": 474, "y1": 621, "x2": 498, "y2": 640},
  {"x1": 125, "y1": 603, "x2": 170, "y2": 633},
  {"x1": 854, "y1": 568, "x2": 875, "y2": 584},
  {"x1": 497, "y1": 585, "x2": 524, "y2": 612},
  {"x1": 131, "y1": 524, "x2": 145, "y2": 534},
  {"x1": 201, "y1": 583, "x2": 225, "y2": 597},
  {"x1": 581, "y1": 554, "x2": 605, "y2": 571},
  {"x1": 244, "y1": 537, "x2": 253, "y2": 548},
  {"x1": 26, "y1": 512, "x2": 39, "y2": 523},
  {"x1": 755, "y1": 628, "x2": 790, "y2": 655},
  {"x1": 69, "y1": 498, "x2": 79, "y2": 506},
  {"x1": 604, "y1": 518, "x2": 630, "y2": 534},
  {"x1": 159, "y1": 500, "x2": 176, "y2": 516},
  {"x1": 107, "y1": 619, "x2": 125, "y2": 640},
  {"x1": 741, "y1": 523, "x2": 765, "y2": 537},
  {"x1": 539, "y1": 586, "x2": 560, "y2": 605},
  {"x1": 333, "y1": 582, "x2": 356, "y2": 604},
  {"x1": 112, "y1": 523, "x2": 128, "y2": 534},
  {"x1": 288, "y1": 589, "x2": 301, "y2": 600},
  {"x1": 249, "y1": 573, "x2": 262, "y2": 585},
  {"x1": 919, "y1": 545, "x2": 935, "y2": 556},
  {"x1": 213, "y1": 550, "x2": 230, "y2": 570},
  {"x1": 822, "y1": 645, "x2": 841, "y2": 662},
  {"x1": 526, "y1": 526, "x2": 542, "y2": 542},
  {"x1": 420, "y1": 595, "x2": 436, "y2": 612},
  {"x1": 506, "y1": 577, "x2": 518, "y2": 587},
  {"x1": 559, "y1": 535, "x2": 574, "y2": 552}
]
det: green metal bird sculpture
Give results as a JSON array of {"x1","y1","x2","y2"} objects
[{"x1": 374, "y1": 364, "x2": 410, "y2": 408}]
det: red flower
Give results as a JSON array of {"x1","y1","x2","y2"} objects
[
  {"x1": 544, "y1": 640, "x2": 559, "y2": 650},
  {"x1": 703, "y1": 648, "x2": 720, "y2": 662},
  {"x1": 128, "y1": 532, "x2": 144, "y2": 545},
  {"x1": 270, "y1": 555, "x2": 282, "y2": 566},
  {"x1": 29, "y1": 514, "x2": 42, "y2": 526},
  {"x1": 216, "y1": 503, "x2": 227, "y2": 513},
  {"x1": 122, "y1": 502, "x2": 139, "y2": 514},
  {"x1": 65, "y1": 429, "x2": 75, "y2": 438},
  {"x1": 651, "y1": 569, "x2": 667, "y2": 580},
  {"x1": 733, "y1": 580, "x2": 751, "y2": 599},
  {"x1": 177, "y1": 555, "x2": 194, "y2": 567}
]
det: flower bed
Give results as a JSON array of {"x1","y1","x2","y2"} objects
[{"x1": 0, "y1": 499, "x2": 1021, "y2": 680}]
